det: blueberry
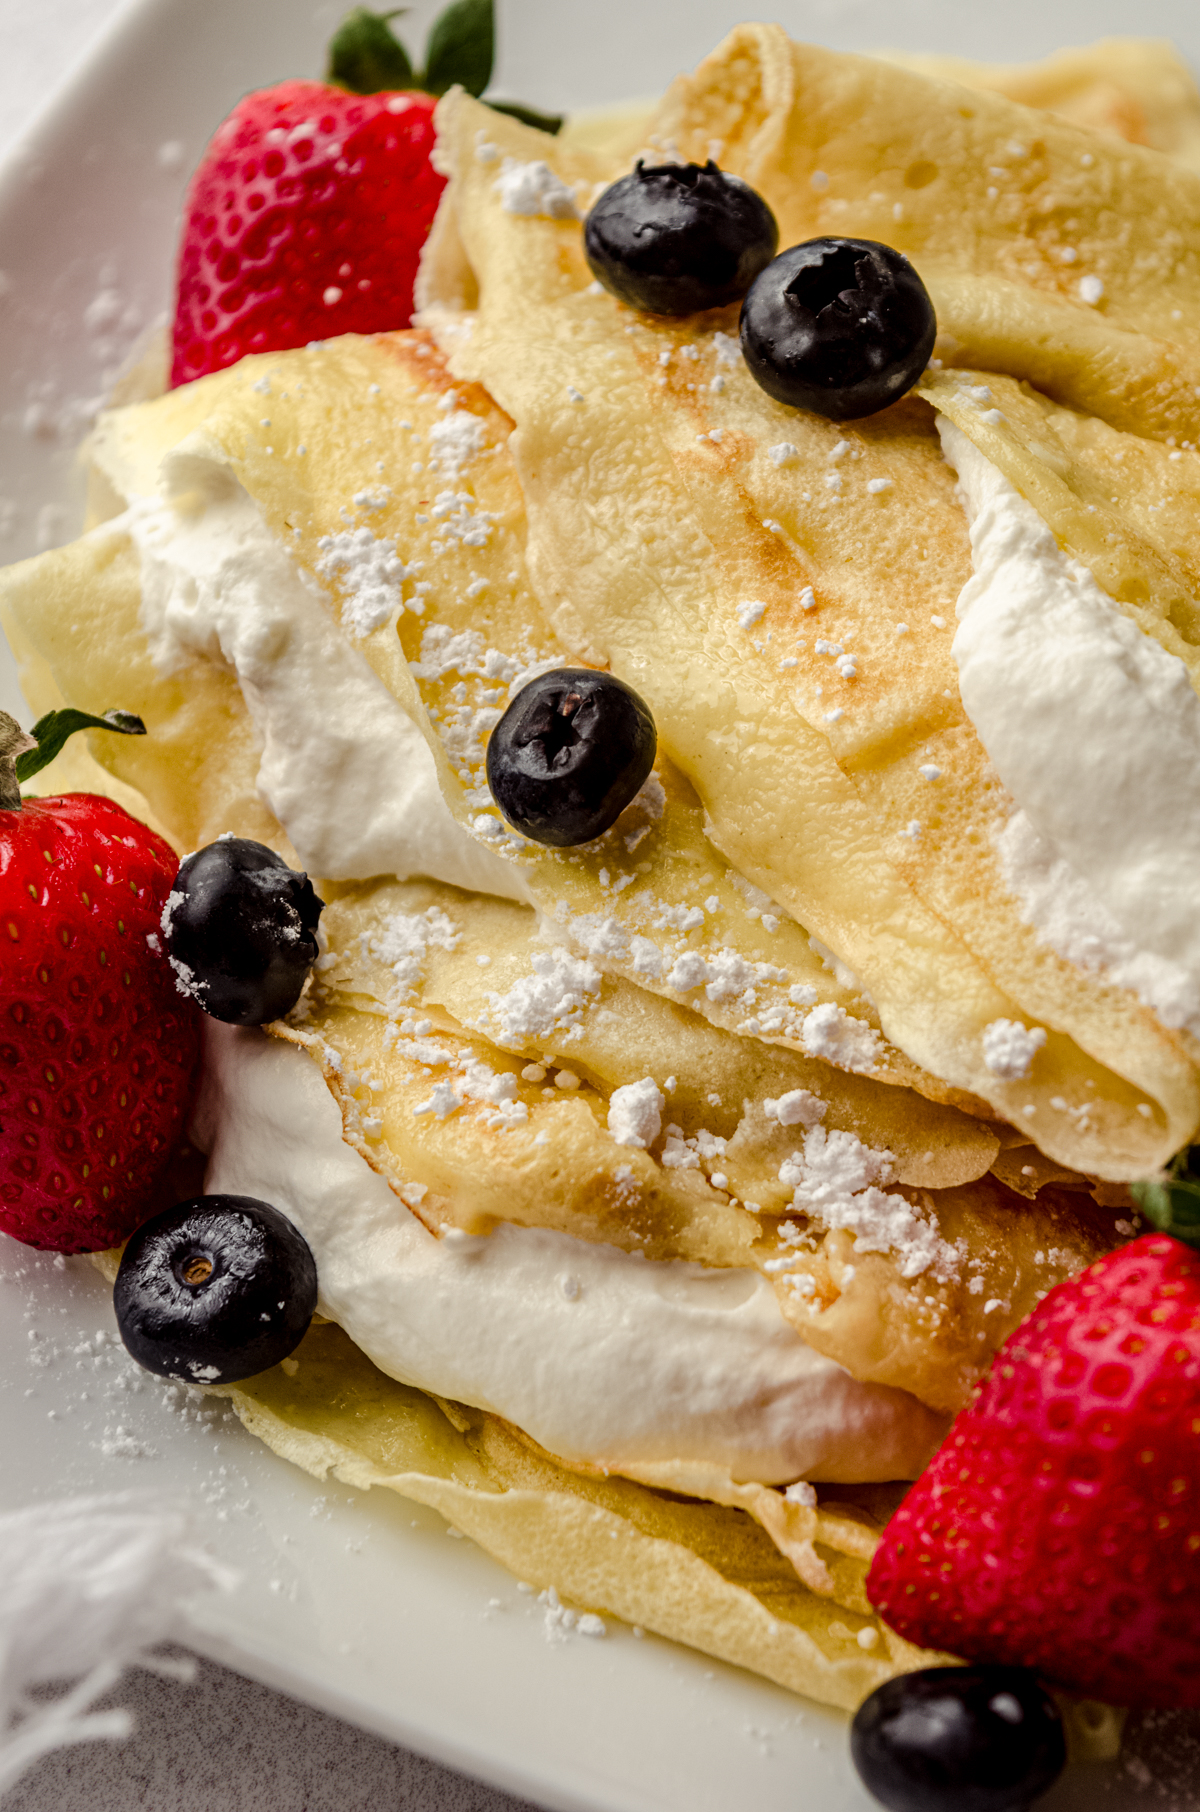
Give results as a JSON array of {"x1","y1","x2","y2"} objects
[
  {"x1": 584, "y1": 161, "x2": 778, "y2": 316},
  {"x1": 486, "y1": 669, "x2": 656, "y2": 847},
  {"x1": 162, "y1": 838, "x2": 324, "y2": 1025},
  {"x1": 739, "y1": 237, "x2": 936, "y2": 420},
  {"x1": 850, "y1": 1665, "x2": 1066, "y2": 1812},
  {"x1": 114, "y1": 1194, "x2": 318, "y2": 1384}
]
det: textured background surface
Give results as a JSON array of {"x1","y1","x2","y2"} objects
[
  {"x1": 3, "y1": 1655, "x2": 535, "y2": 1811},
  {"x1": 0, "y1": 1, "x2": 529, "y2": 1805}
]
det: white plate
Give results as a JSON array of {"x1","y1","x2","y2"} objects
[{"x1": 3, "y1": 2, "x2": 1200, "y2": 1806}]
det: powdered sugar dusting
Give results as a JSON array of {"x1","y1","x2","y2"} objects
[
  {"x1": 480, "y1": 948, "x2": 602, "y2": 1044},
  {"x1": 315, "y1": 526, "x2": 411, "y2": 636},
  {"x1": 368, "y1": 905, "x2": 460, "y2": 1008},
  {"x1": 981, "y1": 1016, "x2": 1046, "y2": 1080},
  {"x1": 607, "y1": 1078, "x2": 664, "y2": 1149},
  {"x1": 429, "y1": 410, "x2": 487, "y2": 481},
  {"x1": 428, "y1": 491, "x2": 495, "y2": 550},
  {"x1": 770, "y1": 1126, "x2": 964, "y2": 1283},
  {"x1": 764, "y1": 1089, "x2": 826, "y2": 1129},
  {"x1": 800, "y1": 1002, "x2": 882, "y2": 1071},
  {"x1": 413, "y1": 1058, "x2": 529, "y2": 1131},
  {"x1": 494, "y1": 159, "x2": 580, "y2": 219}
]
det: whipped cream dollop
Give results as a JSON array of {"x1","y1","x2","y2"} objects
[
  {"x1": 942, "y1": 419, "x2": 1200, "y2": 987},
  {"x1": 995, "y1": 808, "x2": 1200, "y2": 1037},
  {"x1": 123, "y1": 445, "x2": 525, "y2": 903},
  {"x1": 193, "y1": 1023, "x2": 946, "y2": 1485}
]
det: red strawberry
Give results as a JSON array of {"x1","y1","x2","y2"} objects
[
  {"x1": 1, "y1": 791, "x2": 201, "y2": 1253},
  {"x1": 867, "y1": 1234, "x2": 1200, "y2": 1707},
  {"x1": 170, "y1": 80, "x2": 445, "y2": 387}
]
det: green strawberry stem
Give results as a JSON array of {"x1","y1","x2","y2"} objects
[
  {"x1": 0, "y1": 706, "x2": 147, "y2": 810},
  {"x1": 1132, "y1": 1160, "x2": 1200, "y2": 1249},
  {"x1": 325, "y1": 0, "x2": 562, "y2": 131},
  {"x1": 488, "y1": 99, "x2": 565, "y2": 134}
]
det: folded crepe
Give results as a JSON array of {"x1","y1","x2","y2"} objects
[
  {"x1": 3, "y1": 25, "x2": 1197, "y2": 1714},
  {"x1": 422, "y1": 42, "x2": 1200, "y2": 1180},
  {"x1": 0, "y1": 331, "x2": 1126, "y2": 1400}
]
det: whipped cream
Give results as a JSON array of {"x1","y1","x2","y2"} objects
[
  {"x1": 942, "y1": 419, "x2": 1200, "y2": 988},
  {"x1": 996, "y1": 808, "x2": 1200, "y2": 1037},
  {"x1": 122, "y1": 445, "x2": 525, "y2": 902},
  {"x1": 193, "y1": 1022, "x2": 946, "y2": 1485}
]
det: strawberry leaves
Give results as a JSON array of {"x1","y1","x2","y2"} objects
[
  {"x1": 1132, "y1": 1147, "x2": 1200, "y2": 1248},
  {"x1": 1, "y1": 706, "x2": 147, "y2": 809},
  {"x1": 326, "y1": 0, "x2": 562, "y2": 131},
  {"x1": 423, "y1": 0, "x2": 493, "y2": 97},
  {"x1": 327, "y1": 7, "x2": 415, "y2": 92}
]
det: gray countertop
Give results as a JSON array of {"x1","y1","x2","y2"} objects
[{"x1": 4, "y1": 1656, "x2": 535, "y2": 1812}]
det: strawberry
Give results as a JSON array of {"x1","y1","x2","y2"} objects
[
  {"x1": 169, "y1": 2, "x2": 563, "y2": 388},
  {"x1": 169, "y1": 81, "x2": 444, "y2": 387},
  {"x1": 867, "y1": 1233, "x2": 1200, "y2": 1708},
  {"x1": 0, "y1": 711, "x2": 201, "y2": 1253}
]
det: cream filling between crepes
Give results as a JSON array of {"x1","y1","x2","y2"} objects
[
  {"x1": 118, "y1": 449, "x2": 946, "y2": 1486},
  {"x1": 124, "y1": 444, "x2": 527, "y2": 903},
  {"x1": 193, "y1": 1021, "x2": 947, "y2": 1484},
  {"x1": 941, "y1": 419, "x2": 1200, "y2": 1038}
]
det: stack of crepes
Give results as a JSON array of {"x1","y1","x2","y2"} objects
[{"x1": 5, "y1": 26, "x2": 1200, "y2": 1712}]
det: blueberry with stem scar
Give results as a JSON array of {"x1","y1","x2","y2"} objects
[
  {"x1": 114, "y1": 1195, "x2": 318, "y2": 1385},
  {"x1": 486, "y1": 669, "x2": 656, "y2": 847},
  {"x1": 740, "y1": 237, "x2": 936, "y2": 420},
  {"x1": 585, "y1": 161, "x2": 778, "y2": 316},
  {"x1": 162, "y1": 838, "x2": 324, "y2": 1025}
]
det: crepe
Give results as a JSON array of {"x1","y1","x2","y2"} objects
[
  {"x1": 224, "y1": 1323, "x2": 949, "y2": 1710},
  {"x1": 0, "y1": 327, "x2": 1131, "y2": 1400},
  {"x1": 4, "y1": 21, "x2": 1192, "y2": 1719},
  {"x1": 878, "y1": 39, "x2": 1200, "y2": 172},
  {"x1": 424, "y1": 80, "x2": 1200, "y2": 1179},
  {"x1": 292, "y1": 873, "x2": 1117, "y2": 1415},
  {"x1": 643, "y1": 25, "x2": 1200, "y2": 442},
  {"x1": 564, "y1": 35, "x2": 1200, "y2": 175}
]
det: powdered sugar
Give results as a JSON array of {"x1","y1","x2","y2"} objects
[
  {"x1": 367, "y1": 905, "x2": 460, "y2": 1008},
  {"x1": 548, "y1": 900, "x2": 879, "y2": 1072},
  {"x1": 981, "y1": 1016, "x2": 1047, "y2": 1080},
  {"x1": 315, "y1": 526, "x2": 411, "y2": 635},
  {"x1": 494, "y1": 158, "x2": 580, "y2": 219},
  {"x1": 773, "y1": 1126, "x2": 963, "y2": 1282},
  {"x1": 429, "y1": 409, "x2": 487, "y2": 480},
  {"x1": 607, "y1": 1077, "x2": 664, "y2": 1149},
  {"x1": 538, "y1": 1584, "x2": 606, "y2": 1643},
  {"x1": 410, "y1": 623, "x2": 488, "y2": 680},
  {"x1": 428, "y1": 491, "x2": 495, "y2": 550},
  {"x1": 481, "y1": 947, "x2": 602, "y2": 1044},
  {"x1": 413, "y1": 1058, "x2": 529, "y2": 1130},
  {"x1": 800, "y1": 1002, "x2": 882, "y2": 1070},
  {"x1": 764, "y1": 1089, "x2": 826, "y2": 1129},
  {"x1": 661, "y1": 1126, "x2": 727, "y2": 1176}
]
